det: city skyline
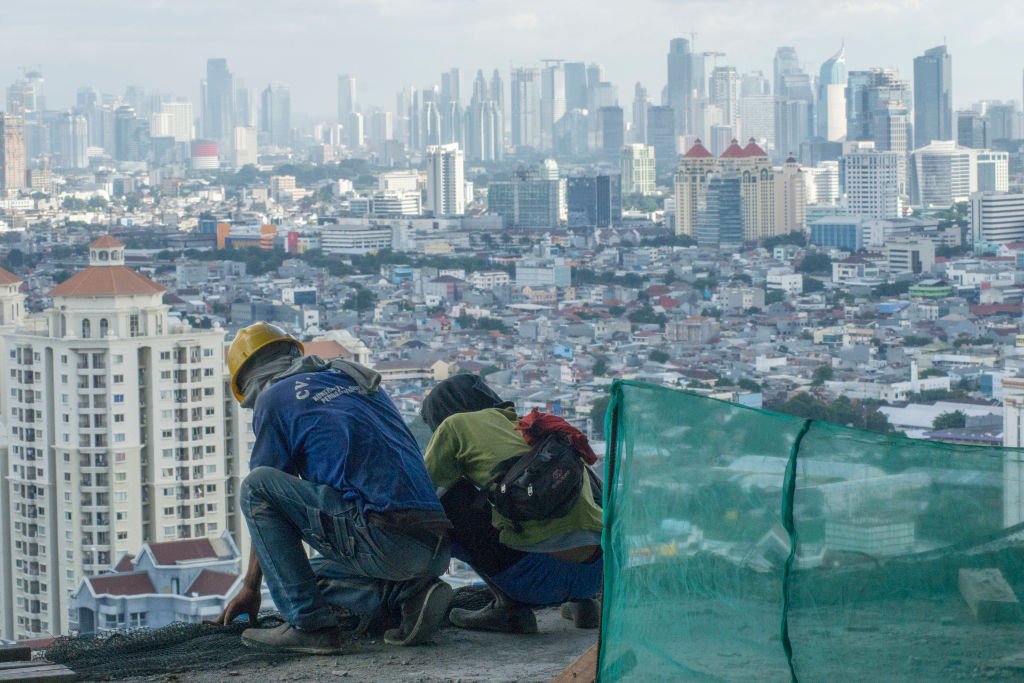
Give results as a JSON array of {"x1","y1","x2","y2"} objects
[{"x1": 2, "y1": 1, "x2": 1022, "y2": 117}]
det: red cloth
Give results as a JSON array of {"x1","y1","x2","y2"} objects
[{"x1": 515, "y1": 408, "x2": 599, "y2": 465}]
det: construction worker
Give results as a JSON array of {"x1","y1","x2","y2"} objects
[
  {"x1": 421, "y1": 374, "x2": 603, "y2": 634},
  {"x1": 214, "y1": 322, "x2": 452, "y2": 654}
]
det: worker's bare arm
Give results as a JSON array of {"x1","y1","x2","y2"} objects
[{"x1": 209, "y1": 547, "x2": 263, "y2": 625}]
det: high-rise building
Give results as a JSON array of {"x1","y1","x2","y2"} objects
[
  {"x1": 621, "y1": 144, "x2": 656, "y2": 195},
  {"x1": 369, "y1": 111, "x2": 394, "y2": 149},
  {"x1": 201, "y1": 58, "x2": 233, "y2": 144},
  {"x1": 160, "y1": 102, "x2": 194, "y2": 143},
  {"x1": 564, "y1": 62, "x2": 588, "y2": 111},
  {"x1": 697, "y1": 172, "x2": 743, "y2": 249},
  {"x1": 425, "y1": 143, "x2": 465, "y2": 217},
  {"x1": 739, "y1": 95, "x2": 776, "y2": 152},
  {"x1": 487, "y1": 163, "x2": 564, "y2": 228},
  {"x1": 113, "y1": 106, "x2": 149, "y2": 162},
  {"x1": 337, "y1": 75, "x2": 357, "y2": 124},
  {"x1": 673, "y1": 139, "x2": 717, "y2": 237},
  {"x1": 566, "y1": 175, "x2": 621, "y2": 228},
  {"x1": 232, "y1": 126, "x2": 258, "y2": 167},
  {"x1": 6, "y1": 71, "x2": 45, "y2": 115},
  {"x1": 259, "y1": 85, "x2": 291, "y2": 147},
  {"x1": 774, "y1": 156, "x2": 806, "y2": 234},
  {"x1": 910, "y1": 140, "x2": 977, "y2": 206},
  {"x1": 842, "y1": 145, "x2": 902, "y2": 218},
  {"x1": 667, "y1": 38, "x2": 693, "y2": 134},
  {"x1": 234, "y1": 81, "x2": 253, "y2": 128},
  {"x1": 541, "y1": 61, "x2": 566, "y2": 151},
  {"x1": 977, "y1": 151, "x2": 1009, "y2": 193},
  {"x1": 986, "y1": 102, "x2": 1018, "y2": 141},
  {"x1": 775, "y1": 99, "x2": 811, "y2": 161},
  {"x1": 846, "y1": 68, "x2": 910, "y2": 143},
  {"x1": 489, "y1": 70, "x2": 505, "y2": 126},
  {"x1": 57, "y1": 112, "x2": 89, "y2": 169},
  {"x1": 440, "y1": 68, "x2": 461, "y2": 146},
  {"x1": 347, "y1": 112, "x2": 364, "y2": 149},
  {"x1": 971, "y1": 192, "x2": 1024, "y2": 245},
  {"x1": 1, "y1": 237, "x2": 230, "y2": 640},
  {"x1": 773, "y1": 47, "x2": 801, "y2": 97},
  {"x1": 709, "y1": 67, "x2": 740, "y2": 135},
  {"x1": 465, "y1": 71, "x2": 503, "y2": 162},
  {"x1": 598, "y1": 106, "x2": 624, "y2": 161},
  {"x1": 647, "y1": 105, "x2": 677, "y2": 176},
  {"x1": 510, "y1": 67, "x2": 541, "y2": 151},
  {"x1": 553, "y1": 110, "x2": 589, "y2": 158},
  {"x1": 631, "y1": 83, "x2": 649, "y2": 144},
  {"x1": 817, "y1": 45, "x2": 847, "y2": 141},
  {"x1": 956, "y1": 110, "x2": 989, "y2": 149},
  {"x1": 913, "y1": 45, "x2": 953, "y2": 149},
  {"x1": 0, "y1": 114, "x2": 26, "y2": 192}
]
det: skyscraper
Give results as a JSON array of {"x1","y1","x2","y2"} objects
[
  {"x1": 817, "y1": 45, "x2": 847, "y2": 141},
  {"x1": 0, "y1": 114, "x2": 27, "y2": 192},
  {"x1": 598, "y1": 106, "x2": 624, "y2": 161},
  {"x1": 667, "y1": 38, "x2": 693, "y2": 134},
  {"x1": 541, "y1": 61, "x2": 566, "y2": 151},
  {"x1": 425, "y1": 143, "x2": 465, "y2": 216},
  {"x1": 913, "y1": 45, "x2": 953, "y2": 149},
  {"x1": 259, "y1": 85, "x2": 291, "y2": 147},
  {"x1": 697, "y1": 172, "x2": 744, "y2": 249},
  {"x1": 337, "y1": 75, "x2": 357, "y2": 124},
  {"x1": 842, "y1": 146, "x2": 902, "y2": 218},
  {"x1": 563, "y1": 62, "x2": 588, "y2": 111},
  {"x1": 113, "y1": 106, "x2": 149, "y2": 162},
  {"x1": 647, "y1": 105, "x2": 677, "y2": 176},
  {"x1": 773, "y1": 47, "x2": 800, "y2": 97},
  {"x1": 631, "y1": 83, "x2": 649, "y2": 144},
  {"x1": 466, "y1": 71, "x2": 504, "y2": 162},
  {"x1": 58, "y1": 111, "x2": 89, "y2": 169},
  {"x1": 1, "y1": 237, "x2": 230, "y2": 639},
  {"x1": 956, "y1": 110, "x2": 989, "y2": 149},
  {"x1": 621, "y1": 144, "x2": 656, "y2": 195},
  {"x1": 709, "y1": 66, "x2": 740, "y2": 135},
  {"x1": 511, "y1": 67, "x2": 541, "y2": 151},
  {"x1": 201, "y1": 58, "x2": 233, "y2": 144}
]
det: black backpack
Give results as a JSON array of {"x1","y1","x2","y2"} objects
[{"x1": 488, "y1": 431, "x2": 585, "y2": 525}]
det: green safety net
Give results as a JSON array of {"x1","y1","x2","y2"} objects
[{"x1": 598, "y1": 381, "x2": 1024, "y2": 682}]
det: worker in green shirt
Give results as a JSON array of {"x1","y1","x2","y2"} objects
[{"x1": 421, "y1": 375, "x2": 602, "y2": 634}]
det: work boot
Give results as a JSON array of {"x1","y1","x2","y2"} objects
[
  {"x1": 449, "y1": 600, "x2": 538, "y2": 634},
  {"x1": 384, "y1": 579, "x2": 453, "y2": 646},
  {"x1": 240, "y1": 622, "x2": 344, "y2": 655},
  {"x1": 560, "y1": 599, "x2": 601, "y2": 629}
]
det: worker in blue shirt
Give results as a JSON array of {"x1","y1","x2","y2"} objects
[{"x1": 213, "y1": 323, "x2": 452, "y2": 654}]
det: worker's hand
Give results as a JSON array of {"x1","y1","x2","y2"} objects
[{"x1": 208, "y1": 585, "x2": 261, "y2": 626}]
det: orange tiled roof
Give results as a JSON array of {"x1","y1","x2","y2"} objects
[
  {"x1": 50, "y1": 266, "x2": 165, "y2": 298},
  {"x1": 90, "y1": 235, "x2": 125, "y2": 249},
  {"x1": 0, "y1": 267, "x2": 20, "y2": 285}
]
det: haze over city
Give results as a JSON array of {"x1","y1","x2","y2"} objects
[{"x1": 2, "y1": 0, "x2": 1023, "y2": 114}]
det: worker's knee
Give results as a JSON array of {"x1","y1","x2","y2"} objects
[{"x1": 240, "y1": 466, "x2": 281, "y2": 508}]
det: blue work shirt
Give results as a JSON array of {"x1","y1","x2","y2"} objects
[{"x1": 249, "y1": 367, "x2": 443, "y2": 515}]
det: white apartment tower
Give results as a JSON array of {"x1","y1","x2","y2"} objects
[
  {"x1": 2, "y1": 237, "x2": 230, "y2": 640},
  {"x1": 621, "y1": 144, "x2": 656, "y2": 196},
  {"x1": 843, "y1": 148, "x2": 902, "y2": 219},
  {"x1": 425, "y1": 143, "x2": 465, "y2": 217}
]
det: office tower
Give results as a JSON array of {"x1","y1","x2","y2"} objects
[
  {"x1": 440, "y1": 68, "x2": 461, "y2": 146},
  {"x1": 913, "y1": 45, "x2": 953, "y2": 149},
  {"x1": 775, "y1": 99, "x2": 811, "y2": 160},
  {"x1": 541, "y1": 61, "x2": 565, "y2": 151},
  {"x1": 337, "y1": 75, "x2": 357, "y2": 124},
  {"x1": 421, "y1": 96, "x2": 441, "y2": 149},
  {"x1": 232, "y1": 126, "x2": 258, "y2": 167},
  {"x1": 842, "y1": 146, "x2": 902, "y2": 218},
  {"x1": 598, "y1": 106, "x2": 624, "y2": 161},
  {"x1": 773, "y1": 48, "x2": 800, "y2": 96},
  {"x1": 817, "y1": 45, "x2": 847, "y2": 141},
  {"x1": 647, "y1": 106, "x2": 677, "y2": 176},
  {"x1": 586, "y1": 64, "x2": 604, "y2": 92},
  {"x1": 201, "y1": 58, "x2": 233, "y2": 144},
  {"x1": 553, "y1": 109, "x2": 589, "y2": 157},
  {"x1": 805, "y1": 161, "x2": 841, "y2": 206},
  {"x1": 673, "y1": 139, "x2": 715, "y2": 236},
  {"x1": 739, "y1": 95, "x2": 775, "y2": 152},
  {"x1": 156, "y1": 102, "x2": 192, "y2": 143},
  {"x1": 697, "y1": 172, "x2": 743, "y2": 249},
  {"x1": 425, "y1": 143, "x2": 465, "y2": 216},
  {"x1": 466, "y1": 71, "x2": 503, "y2": 162},
  {"x1": 631, "y1": 83, "x2": 649, "y2": 144},
  {"x1": 76, "y1": 87, "x2": 101, "y2": 147},
  {"x1": 58, "y1": 111, "x2": 89, "y2": 169},
  {"x1": 956, "y1": 110, "x2": 989, "y2": 149},
  {"x1": 690, "y1": 52, "x2": 707, "y2": 99},
  {"x1": 621, "y1": 144, "x2": 656, "y2": 195},
  {"x1": 489, "y1": 70, "x2": 505, "y2": 126},
  {"x1": 566, "y1": 175, "x2": 621, "y2": 228},
  {"x1": 741, "y1": 71, "x2": 770, "y2": 97},
  {"x1": 259, "y1": 85, "x2": 291, "y2": 147},
  {"x1": 976, "y1": 151, "x2": 1009, "y2": 193},
  {"x1": 510, "y1": 67, "x2": 541, "y2": 150},
  {"x1": 487, "y1": 163, "x2": 564, "y2": 228},
  {"x1": 985, "y1": 102, "x2": 1017, "y2": 141},
  {"x1": 347, "y1": 112, "x2": 364, "y2": 148},
  {"x1": 0, "y1": 114, "x2": 27, "y2": 191},
  {"x1": 708, "y1": 126, "x2": 734, "y2": 157},
  {"x1": 667, "y1": 38, "x2": 693, "y2": 134},
  {"x1": 909, "y1": 140, "x2": 977, "y2": 206},
  {"x1": 2, "y1": 237, "x2": 229, "y2": 640},
  {"x1": 369, "y1": 111, "x2": 393, "y2": 148},
  {"x1": 873, "y1": 103, "x2": 911, "y2": 194},
  {"x1": 113, "y1": 106, "x2": 149, "y2": 162},
  {"x1": 971, "y1": 192, "x2": 1024, "y2": 245},
  {"x1": 774, "y1": 156, "x2": 806, "y2": 234},
  {"x1": 846, "y1": 68, "x2": 910, "y2": 142},
  {"x1": 564, "y1": 62, "x2": 588, "y2": 111},
  {"x1": 6, "y1": 71, "x2": 45, "y2": 115},
  {"x1": 709, "y1": 67, "x2": 740, "y2": 136}
]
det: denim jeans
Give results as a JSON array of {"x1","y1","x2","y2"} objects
[{"x1": 240, "y1": 466, "x2": 450, "y2": 630}]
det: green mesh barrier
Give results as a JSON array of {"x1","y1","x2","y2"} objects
[{"x1": 599, "y1": 381, "x2": 1024, "y2": 682}]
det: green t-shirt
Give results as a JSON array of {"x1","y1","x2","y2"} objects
[{"x1": 423, "y1": 407, "x2": 603, "y2": 548}]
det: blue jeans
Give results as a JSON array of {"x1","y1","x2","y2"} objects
[{"x1": 241, "y1": 467, "x2": 450, "y2": 630}]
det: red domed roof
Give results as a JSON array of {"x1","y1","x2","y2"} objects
[
  {"x1": 719, "y1": 139, "x2": 746, "y2": 158},
  {"x1": 684, "y1": 139, "x2": 713, "y2": 158},
  {"x1": 742, "y1": 138, "x2": 768, "y2": 157}
]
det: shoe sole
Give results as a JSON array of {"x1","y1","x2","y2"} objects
[
  {"x1": 449, "y1": 607, "x2": 539, "y2": 634},
  {"x1": 385, "y1": 581, "x2": 453, "y2": 646},
  {"x1": 241, "y1": 634, "x2": 343, "y2": 655}
]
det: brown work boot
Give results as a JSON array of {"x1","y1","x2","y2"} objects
[
  {"x1": 560, "y1": 598, "x2": 601, "y2": 629},
  {"x1": 384, "y1": 579, "x2": 453, "y2": 646},
  {"x1": 241, "y1": 622, "x2": 344, "y2": 654},
  {"x1": 449, "y1": 600, "x2": 538, "y2": 634}
]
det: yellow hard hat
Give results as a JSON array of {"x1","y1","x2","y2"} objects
[{"x1": 227, "y1": 322, "x2": 304, "y2": 402}]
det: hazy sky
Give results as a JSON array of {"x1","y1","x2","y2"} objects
[{"x1": 2, "y1": 0, "x2": 1023, "y2": 118}]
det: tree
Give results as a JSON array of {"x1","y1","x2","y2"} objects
[
  {"x1": 811, "y1": 365, "x2": 834, "y2": 386},
  {"x1": 802, "y1": 277, "x2": 825, "y2": 294},
  {"x1": 797, "y1": 253, "x2": 832, "y2": 274},
  {"x1": 343, "y1": 286, "x2": 376, "y2": 312},
  {"x1": 590, "y1": 395, "x2": 612, "y2": 437},
  {"x1": 592, "y1": 356, "x2": 609, "y2": 377},
  {"x1": 649, "y1": 349, "x2": 670, "y2": 363},
  {"x1": 763, "y1": 231, "x2": 807, "y2": 250},
  {"x1": 738, "y1": 378, "x2": 761, "y2": 392},
  {"x1": 932, "y1": 410, "x2": 967, "y2": 430}
]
